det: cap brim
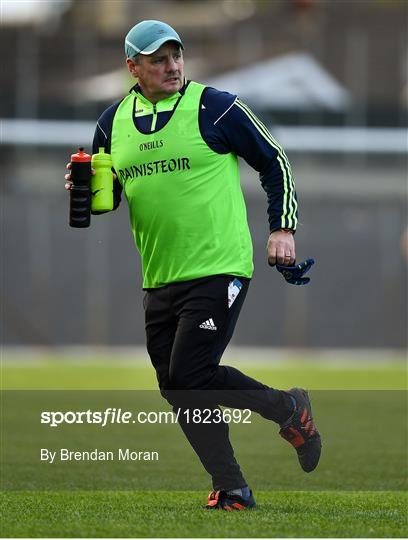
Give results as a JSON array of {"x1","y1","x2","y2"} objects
[{"x1": 139, "y1": 36, "x2": 184, "y2": 55}]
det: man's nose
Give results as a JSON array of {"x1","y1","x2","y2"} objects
[{"x1": 166, "y1": 57, "x2": 178, "y2": 71}]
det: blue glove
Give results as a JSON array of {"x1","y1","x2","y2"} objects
[{"x1": 276, "y1": 258, "x2": 315, "y2": 285}]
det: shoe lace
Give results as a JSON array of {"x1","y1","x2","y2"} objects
[
  {"x1": 299, "y1": 407, "x2": 317, "y2": 436},
  {"x1": 280, "y1": 407, "x2": 317, "y2": 447}
]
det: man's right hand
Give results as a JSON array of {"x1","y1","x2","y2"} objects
[
  {"x1": 64, "y1": 162, "x2": 96, "y2": 190},
  {"x1": 64, "y1": 162, "x2": 117, "y2": 190},
  {"x1": 64, "y1": 162, "x2": 74, "y2": 190}
]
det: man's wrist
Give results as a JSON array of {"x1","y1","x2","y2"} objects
[{"x1": 270, "y1": 228, "x2": 295, "y2": 235}]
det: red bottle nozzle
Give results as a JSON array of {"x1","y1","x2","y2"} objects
[{"x1": 71, "y1": 147, "x2": 91, "y2": 162}]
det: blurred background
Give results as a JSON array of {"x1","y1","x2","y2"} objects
[{"x1": 1, "y1": 0, "x2": 407, "y2": 354}]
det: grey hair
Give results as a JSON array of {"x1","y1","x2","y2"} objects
[{"x1": 128, "y1": 55, "x2": 141, "y2": 64}]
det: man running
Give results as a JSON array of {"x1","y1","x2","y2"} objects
[{"x1": 65, "y1": 20, "x2": 321, "y2": 511}]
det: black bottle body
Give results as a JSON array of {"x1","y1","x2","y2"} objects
[{"x1": 69, "y1": 151, "x2": 91, "y2": 228}]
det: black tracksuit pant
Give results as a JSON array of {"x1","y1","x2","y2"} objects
[{"x1": 144, "y1": 274, "x2": 293, "y2": 491}]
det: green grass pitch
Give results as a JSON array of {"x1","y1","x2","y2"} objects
[{"x1": 1, "y1": 357, "x2": 407, "y2": 538}]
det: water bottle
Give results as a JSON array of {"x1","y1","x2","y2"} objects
[
  {"x1": 91, "y1": 148, "x2": 114, "y2": 212},
  {"x1": 69, "y1": 147, "x2": 91, "y2": 228}
]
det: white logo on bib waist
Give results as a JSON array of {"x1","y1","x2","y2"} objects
[{"x1": 199, "y1": 318, "x2": 217, "y2": 331}]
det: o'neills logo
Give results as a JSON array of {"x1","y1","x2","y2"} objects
[
  {"x1": 118, "y1": 157, "x2": 190, "y2": 181},
  {"x1": 139, "y1": 140, "x2": 163, "y2": 151}
]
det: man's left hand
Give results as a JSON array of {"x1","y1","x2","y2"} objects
[{"x1": 267, "y1": 229, "x2": 296, "y2": 266}]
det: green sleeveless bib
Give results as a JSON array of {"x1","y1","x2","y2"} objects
[{"x1": 111, "y1": 81, "x2": 253, "y2": 288}]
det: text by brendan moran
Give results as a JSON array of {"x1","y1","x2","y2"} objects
[{"x1": 40, "y1": 448, "x2": 159, "y2": 464}]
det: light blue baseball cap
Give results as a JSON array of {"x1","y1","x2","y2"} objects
[{"x1": 125, "y1": 20, "x2": 184, "y2": 58}]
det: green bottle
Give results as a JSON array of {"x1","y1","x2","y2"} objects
[{"x1": 91, "y1": 148, "x2": 114, "y2": 212}]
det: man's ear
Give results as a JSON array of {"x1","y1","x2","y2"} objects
[{"x1": 126, "y1": 58, "x2": 139, "y2": 79}]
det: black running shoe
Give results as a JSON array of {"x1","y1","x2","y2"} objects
[
  {"x1": 279, "y1": 387, "x2": 322, "y2": 473},
  {"x1": 204, "y1": 490, "x2": 256, "y2": 511}
]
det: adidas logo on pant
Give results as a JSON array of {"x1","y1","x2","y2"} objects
[{"x1": 199, "y1": 318, "x2": 217, "y2": 331}]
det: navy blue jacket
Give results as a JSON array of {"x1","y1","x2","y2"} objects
[{"x1": 93, "y1": 81, "x2": 298, "y2": 232}]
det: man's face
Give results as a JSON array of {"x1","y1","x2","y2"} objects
[{"x1": 127, "y1": 42, "x2": 184, "y2": 102}]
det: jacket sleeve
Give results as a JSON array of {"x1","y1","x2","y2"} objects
[
  {"x1": 91, "y1": 103, "x2": 123, "y2": 214},
  {"x1": 201, "y1": 90, "x2": 298, "y2": 232}
]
